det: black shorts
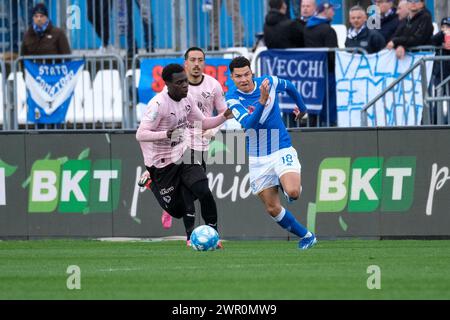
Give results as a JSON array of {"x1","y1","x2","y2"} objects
[
  {"x1": 147, "y1": 160, "x2": 207, "y2": 219},
  {"x1": 189, "y1": 148, "x2": 207, "y2": 171}
]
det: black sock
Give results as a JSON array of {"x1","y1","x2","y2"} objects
[
  {"x1": 190, "y1": 180, "x2": 218, "y2": 232},
  {"x1": 183, "y1": 214, "x2": 196, "y2": 240},
  {"x1": 181, "y1": 185, "x2": 196, "y2": 239}
]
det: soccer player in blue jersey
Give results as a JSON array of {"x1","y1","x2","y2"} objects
[{"x1": 226, "y1": 56, "x2": 317, "y2": 250}]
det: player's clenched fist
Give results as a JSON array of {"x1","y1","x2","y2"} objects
[{"x1": 259, "y1": 79, "x2": 270, "y2": 106}]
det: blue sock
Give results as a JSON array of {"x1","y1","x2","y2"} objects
[{"x1": 274, "y1": 207, "x2": 308, "y2": 238}]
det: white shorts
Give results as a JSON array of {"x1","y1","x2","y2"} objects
[{"x1": 249, "y1": 146, "x2": 301, "y2": 195}]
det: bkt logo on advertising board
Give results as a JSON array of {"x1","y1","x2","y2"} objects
[
  {"x1": 316, "y1": 157, "x2": 416, "y2": 213},
  {"x1": 29, "y1": 159, "x2": 121, "y2": 213}
]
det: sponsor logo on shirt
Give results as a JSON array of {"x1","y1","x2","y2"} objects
[
  {"x1": 197, "y1": 102, "x2": 206, "y2": 113},
  {"x1": 160, "y1": 186, "x2": 175, "y2": 196}
]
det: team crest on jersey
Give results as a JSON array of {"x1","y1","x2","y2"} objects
[
  {"x1": 185, "y1": 104, "x2": 191, "y2": 113},
  {"x1": 247, "y1": 106, "x2": 255, "y2": 114},
  {"x1": 163, "y1": 196, "x2": 171, "y2": 204},
  {"x1": 201, "y1": 91, "x2": 211, "y2": 99}
]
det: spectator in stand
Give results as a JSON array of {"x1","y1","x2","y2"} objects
[
  {"x1": 345, "y1": 5, "x2": 386, "y2": 54},
  {"x1": 204, "y1": 0, "x2": 244, "y2": 50},
  {"x1": 86, "y1": 0, "x2": 111, "y2": 51},
  {"x1": 303, "y1": 1, "x2": 339, "y2": 126},
  {"x1": 6, "y1": 1, "x2": 46, "y2": 61},
  {"x1": 386, "y1": 0, "x2": 433, "y2": 60},
  {"x1": 299, "y1": 0, "x2": 317, "y2": 25},
  {"x1": 430, "y1": 17, "x2": 450, "y2": 101},
  {"x1": 87, "y1": 0, "x2": 153, "y2": 56},
  {"x1": 21, "y1": 3, "x2": 71, "y2": 56},
  {"x1": 126, "y1": 0, "x2": 155, "y2": 57},
  {"x1": 431, "y1": 17, "x2": 450, "y2": 124},
  {"x1": 264, "y1": 0, "x2": 304, "y2": 49},
  {"x1": 375, "y1": 0, "x2": 399, "y2": 43},
  {"x1": 396, "y1": 0, "x2": 410, "y2": 22},
  {"x1": 20, "y1": 3, "x2": 71, "y2": 129}
]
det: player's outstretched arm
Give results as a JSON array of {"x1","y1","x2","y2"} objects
[
  {"x1": 283, "y1": 79, "x2": 307, "y2": 113},
  {"x1": 188, "y1": 103, "x2": 232, "y2": 130}
]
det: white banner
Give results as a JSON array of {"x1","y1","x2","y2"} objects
[{"x1": 336, "y1": 49, "x2": 434, "y2": 127}]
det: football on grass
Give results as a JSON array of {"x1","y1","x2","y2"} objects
[{"x1": 190, "y1": 225, "x2": 219, "y2": 251}]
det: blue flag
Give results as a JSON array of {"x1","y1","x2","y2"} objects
[
  {"x1": 259, "y1": 50, "x2": 328, "y2": 114},
  {"x1": 24, "y1": 60, "x2": 85, "y2": 124}
]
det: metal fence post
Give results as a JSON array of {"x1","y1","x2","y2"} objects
[{"x1": 420, "y1": 59, "x2": 430, "y2": 125}]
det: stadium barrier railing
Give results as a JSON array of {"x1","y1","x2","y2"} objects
[
  {"x1": 405, "y1": 45, "x2": 449, "y2": 126},
  {"x1": 361, "y1": 51, "x2": 450, "y2": 127},
  {"x1": 0, "y1": 58, "x2": 6, "y2": 130},
  {"x1": 10, "y1": 53, "x2": 127, "y2": 130}
]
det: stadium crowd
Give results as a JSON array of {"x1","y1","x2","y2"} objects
[{"x1": 0, "y1": 0, "x2": 449, "y2": 129}]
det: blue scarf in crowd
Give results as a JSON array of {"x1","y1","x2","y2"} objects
[{"x1": 33, "y1": 20, "x2": 50, "y2": 37}]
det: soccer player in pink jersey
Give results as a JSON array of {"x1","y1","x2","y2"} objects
[
  {"x1": 136, "y1": 64, "x2": 232, "y2": 247},
  {"x1": 139, "y1": 48, "x2": 230, "y2": 247},
  {"x1": 183, "y1": 47, "x2": 228, "y2": 153},
  {"x1": 180, "y1": 47, "x2": 229, "y2": 246}
]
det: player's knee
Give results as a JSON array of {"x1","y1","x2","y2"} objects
[{"x1": 286, "y1": 188, "x2": 300, "y2": 200}]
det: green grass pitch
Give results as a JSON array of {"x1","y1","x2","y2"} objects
[{"x1": 1, "y1": 239, "x2": 449, "y2": 300}]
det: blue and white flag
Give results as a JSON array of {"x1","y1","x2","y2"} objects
[
  {"x1": 24, "y1": 60, "x2": 84, "y2": 123},
  {"x1": 335, "y1": 49, "x2": 434, "y2": 127},
  {"x1": 259, "y1": 49, "x2": 328, "y2": 113}
]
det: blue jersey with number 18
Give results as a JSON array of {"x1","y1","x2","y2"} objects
[{"x1": 226, "y1": 75, "x2": 306, "y2": 157}]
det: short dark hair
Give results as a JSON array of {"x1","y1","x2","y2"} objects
[
  {"x1": 269, "y1": 0, "x2": 285, "y2": 10},
  {"x1": 162, "y1": 64, "x2": 185, "y2": 82},
  {"x1": 184, "y1": 47, "x2": 205, "y2": 60},
  {"x1": 229, "y1": 56, "x2": 251, "y2": 73}
]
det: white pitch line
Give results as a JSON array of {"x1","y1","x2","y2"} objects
[{"x1": 98, "y1": 267, "x2": 144, "y2": 272}]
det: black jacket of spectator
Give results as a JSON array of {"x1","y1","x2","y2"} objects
[
  {"x1": 263, "y1": 9, "x2": 304, "y2": 48},
  {"x1": 430, "y1": 31, "x2": 450, "y2": 85},
  {"x1": 391, "y1": 8, "x2": 433, "y2": 48},
  {"x1": 303, "y1": 16, "x2": 338, "y2": 72},
  {"x1": 379, "y1": 8, "x2": 399, "y2": 43},
  {"x1": 345, "y1": 26, "x2": 386, "y2": 54}
]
